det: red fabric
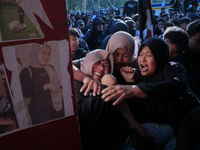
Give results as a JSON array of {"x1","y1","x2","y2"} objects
[
  {"x1": 146, "y1": 0, "x2": 153, "y2": 38},
  {"x1": 0, "y1": 0, "x2": 82, "y2": 149},
  {"x1": 0, "y1": 116, "x2": 82, "y2": 149},
  {"x1": 139, "y1": 0, "x2": 154, "y2": 41}
]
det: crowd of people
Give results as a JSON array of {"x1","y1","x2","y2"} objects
[{"x1": 68, "y1": 1, "x2": 200, "y2": 149}]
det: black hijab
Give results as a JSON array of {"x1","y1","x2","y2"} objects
[{"x1": 138, "y1": 37, "x2": 169, "y2": 73}]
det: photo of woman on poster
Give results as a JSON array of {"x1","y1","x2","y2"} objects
[{"x1": 19, "y1": 43, "x2": 64, "y2": 125}]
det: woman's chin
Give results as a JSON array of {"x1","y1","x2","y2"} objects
[
  {"x1": 141, "y1": 72, "x2": 148, "y2": 77},
  {"x1": 92, "y1": 75, "x2": 101, "y2": 82}
]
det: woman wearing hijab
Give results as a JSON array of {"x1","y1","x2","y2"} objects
[
  {"x1": 105, "y1": 31, "x2": 137, "y2": 84},
  {"x1": 102, "y1": 37, "x2": 193, "y2": 149},
  {"x1": 75, "y1": 49, "x2": 155, "y2": 150},
  {"x1": 20, "y1": 43, "x2": 64, "y2": 125}
]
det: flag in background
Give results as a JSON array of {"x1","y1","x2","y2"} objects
[
  {"x1": 161, "y1": 0, "x2": 165, "y2": 8},
  {"x1": 138, "y1": 0, "x2": 154, "y2": 42}
]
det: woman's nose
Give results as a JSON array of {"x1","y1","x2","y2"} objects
[
  {"x1": 116, "y1": 56, "x2": 122, "y2": 62},
  {"x1": 142, "y1": 55, "x2": 146, "y2": 61}
]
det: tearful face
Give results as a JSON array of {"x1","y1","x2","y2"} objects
[{"x1": 138, "y1": 45, "x2": 157, "y2": 76}]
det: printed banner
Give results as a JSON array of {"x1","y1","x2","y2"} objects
[{"x1": 0, "y1": 0, "x2": 81, "y2": 149}]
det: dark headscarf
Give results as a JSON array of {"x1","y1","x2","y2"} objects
[
  {"x1": 138, "y1": 37, "x2": 169, "y2": 73},
  {"x1": 91, "y1": 17, "x2": 104, "y2": 33},
  {"x1": 111, "y1": 21, "x2": 129, "y2": 34}
]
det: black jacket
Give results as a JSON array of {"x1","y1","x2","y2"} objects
[
  {"x1": 127, "y1": 61, "x2": 194, "y2": 132},
  {"x1": 184, "y1": 0, "x2": 198, "y2": 12},
  {"x1": 100, "y1": 20, "x2": 129, "y2": 50},
  {"x1": 123, "y1": 0, "x2": 138, "y2": 17},
  {"x1": 174, "y1": 48, "x2": 200, "y2": 96},
  {"x1": 83, "y1": 17, "x2": 104, "y2": 51},
  {"x1": 72, "y1": 47, "x2": 88, "y2": 61},
  {"x1": 75, "y1": 81, "x2": 129, "y2": 150},
  {"x1": 170, "y1": 0, "x2": 182, "y2": 11}
]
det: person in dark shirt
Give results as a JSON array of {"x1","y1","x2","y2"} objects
[
  {"x1": 170, "y1": 11, "x2": 180, "y2": 27},
  {"x1": 176, "y1": 106, "x2": 200, "y2": 150},
  {"x1": 153, "y1": 18, "x2": 165, "y2": 37},
  {"x1": 69, "y1": 28, "x2": 88, "y2": 60},
  {"x1": 125, "y1": 19, "x2": 136, "y2": 37},
  {"x1": 175, "y1": 19, "x2": 200, "y2": 96},
  {"x1": 83, "y1": 17, "x2": 104, "y2": 51},
  {"x1": 123, "y1": 0, "x2": 138, "y2": 18},
  {"x1": 170, "y1": 0, "x2": 183, "y2": 12},
  {"x1": 163, "y1": 26, "x2": 188, "y2": 60},
  {"x1": 76, "y1": 19, "x2": 88, "y2": 35},
  {"x1": 184, "y1": 0, "x2": 198, "y2": 13},
  {"x1": 100, "y1": 19, "x2": 129, "y2": 50},
  {"x1": 180, "y1": 17, "x2": 191, "y2": 31}
]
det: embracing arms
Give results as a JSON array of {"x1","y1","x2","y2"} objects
[
  {"x1": 73, "y1": 62, "x2": 101, "y2": 96},
  {"x1": 102, "y1": 62, "x2": 188, "y2": 105}
]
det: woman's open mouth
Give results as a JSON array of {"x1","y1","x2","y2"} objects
[
  {"x1": 94, "y1": 72, "x2": 102, "y2": 77},
  {"x1": 140, "y1": 64, "x2": 148, "y2": 72}
]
